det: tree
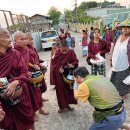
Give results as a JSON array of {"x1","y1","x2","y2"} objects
[
  {"x1": 78, "y1": 1, "x2": 98, "y2": 11},
  {"x1": 48, "y1": 6, "x2": 61, "y2": 25},
  {"x1": 65, "y1": 10, "x2": 73, "y2": 23}
]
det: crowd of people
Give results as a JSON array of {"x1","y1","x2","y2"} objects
[{"x1": 0, "y1": 18, "x2": 130, "y2": 130}]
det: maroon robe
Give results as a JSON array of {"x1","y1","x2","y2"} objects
[
  {"x1": 28, "y1": 45, "x2": 47, "y2": 94},
  {"x1": 50, "y1": 47, "x2": 60, "y2": 85},
  {"x1": 0, "y1": 48, "x2": 34, "y2": 130},
  {"x1": 14, "y1": 44, "x2": 40, "y2": 112},
  {"x1": 52, "y1": 49, "x2": 78, "y2": 109},
  {"x1": 50, "y1": 50, "x2": 56, "y2": 85},
  {"x1": 13, "y1": 44, "x2": 29, "y2": 68}
]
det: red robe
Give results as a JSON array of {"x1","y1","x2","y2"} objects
[
  {"x1": 50, "y1": 50, "x2": 56, "y2": 85},
  {"x1": 50, "y1": 47, "x2": 60, "y2": 85},
  {"x1": 14, "y1": 44, "x2": 40, "y2": 112},
  {"x1": 28, "y1": 45, "x2": 47, "y2": 94},
  {"x1": 52, "y1": 49, "x2": 78, "y2": 109},
  {"x1": 0, "y1": 48, "x2": 34, "y2": 130}
]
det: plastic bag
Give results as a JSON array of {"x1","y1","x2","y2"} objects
[
  {"x1": 123, "y1": 75, "x2": 130, "y2": 85},
  {"x1": 82, "y1": 46, "x2": 88, "y2": 51},
  {"x1": 90, "y1": 54, "x2": 105, "y2": 65},
  {"x1": 41, "y1": 61, "x2": 48, "y2": 68}
]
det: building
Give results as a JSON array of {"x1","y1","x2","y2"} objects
[
  {"x1": 29, "y1": 14, "x2": 52, "y2": 32},
  {"x1": 85, "y1": 4, "x2": 130, "y2": 26}
]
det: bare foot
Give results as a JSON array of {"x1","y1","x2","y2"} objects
[
  {"x1": 58, "y1": 108, "x2": 68, "y2": 113},
  {"x1": 39, "y1": 108, "x2": 49, "y2": 115},
  {"x1": 34, "y1": 113, "x2": 39, "y2": 122}
]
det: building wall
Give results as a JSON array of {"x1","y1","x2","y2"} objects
[
  {"x1": 29, "y1": 15, "x2": 51, "y2": 32},
  {"x1": 87, "y1": 8, "x2": 108, "y2": 17},
  {"x1": 86, "y1": 8, "x2": 130, "y2": 26}
]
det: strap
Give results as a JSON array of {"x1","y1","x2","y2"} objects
[{"x1": 95, "y1": 100, "x2": 124, "y2": 112}]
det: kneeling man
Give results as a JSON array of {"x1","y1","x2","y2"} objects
[{"x1": 73, "y1": 67, "x2": 126, "y2": 130}]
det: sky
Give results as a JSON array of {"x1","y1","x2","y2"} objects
[{"x1": 0, "y1": 0, "x2": 122, "y2": 16}]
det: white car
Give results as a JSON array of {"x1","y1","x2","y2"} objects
[{"x1": 41, "y1": 30, "x2": 59, "y2": 49}]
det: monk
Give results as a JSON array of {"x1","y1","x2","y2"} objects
[
  {"x1": 52, "y1": 40, "x2": 78, "y2": 113},
  {"x1": 0, "y1": 27, "x2": 34, "y2": 130},
  {"x1": 13, "y1": 31, "x2": 43, "y2": 122},
  {"x1": 50, "y1": 39, "x2": 60, "y2": 86},
  {"x1": 25, "y1": 33, "x2": 49, "y2": 115}
]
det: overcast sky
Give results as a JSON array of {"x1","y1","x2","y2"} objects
[{"x1": 0, "y1": 0, "x2": 122, "y2": 16}]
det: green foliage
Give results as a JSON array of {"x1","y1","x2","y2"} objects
[
  {"x1": 48, "y1": 6, "x2": 61, "y2": 25},
  {"x1": 78, "y1": 1, "x2": 98, "y2": 11},
  {"x1": 78, "y1": 15, "x2": 97, "y2": 24},
  {"x1": 101, "y1": 1, "x2": 115, "y2": 7},
  {"x1": 65, "y1": 10, "x2": 73, "y2": 23},
  {"x1": 65, "y1": 1, "x2": 98, "y2": 24},
  {"x1": 65, "y1": 9, "x2": 98, "y2": 24}
]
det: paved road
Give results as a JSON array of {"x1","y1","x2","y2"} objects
[{"x1": 35, "y1": 31, "x2": 130, "y2": 130}]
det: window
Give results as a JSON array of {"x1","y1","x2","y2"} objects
[{"x1": 41, "y1": 31, "x2": 57, "y2": 38}]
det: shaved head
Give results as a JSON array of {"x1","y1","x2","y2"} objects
[
  {"x1": 0, "y1": 27, "x2": 11, "y2": 50},
  {"x1": 14, "y1": 31, "x2": 27, "y2": 47},
  {"x1": 14, "y1": 31, "x2": 25, "y2": 41},
  {"x1": 60, "y1": 40, "x2": 69, "y2": 55},
  {"x1": 60, "y1": 40, "x2": 69, "y2": 48},
  {"x1": 25, "y1": 32, "x2": 33, "y2": 45},
  {"x1": 0, "y1": 27, "x2": 9, "y2": 37}
]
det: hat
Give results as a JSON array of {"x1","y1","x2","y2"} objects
[
  {"x1": 105, "y1": 27, "x2": 110, "y2": 30},
  {"x1": 117, "y1": 18, "x2": 130, "y2": 27}
]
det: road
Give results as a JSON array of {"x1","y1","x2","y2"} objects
[{"x1": 35, "y1": 31, "x2": 130, "y2": 130}]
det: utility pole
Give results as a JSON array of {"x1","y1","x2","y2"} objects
[
  {"x1": 72, "y1": 0, "x2": 78, "y2": 32},
  {"x1": 75, "y1": 0, "x2": 78, "y2": 23}
]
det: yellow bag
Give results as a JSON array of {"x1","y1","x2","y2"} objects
[
  {"x1": 29, "y1": 63, "x2": 44, "y2": 86},
  {"x1": 63, "y1": 74, "x2": 74, "y2": 85}
]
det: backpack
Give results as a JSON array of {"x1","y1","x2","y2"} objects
[
  {"x1": 71, "y1": 37, "x2": 75, "y2": 47},
  {"x1": 90, "y1": 31, "x2": 94, "y2": 40}
]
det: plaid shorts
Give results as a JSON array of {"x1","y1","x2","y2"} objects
[{"x1": 91, "y1": 63, "x2": 105, "y2": 76}]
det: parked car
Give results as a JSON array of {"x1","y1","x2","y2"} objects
[{"x1": 41, "y1": 30, "x2": 59, "y2": 49}]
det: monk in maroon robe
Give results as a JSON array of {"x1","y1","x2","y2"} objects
[
  {"x1": 50, "y1": 40, "x2": 60, "y2": 89},
  {"x1": 25, "y1": 33, "x2": 49, "y2": 115},
  {"x1": 52, "y1": 40, "x2": 78, "y2": 113},
  {"x1": 0, "y1": 27, "x2": 34, "y2": 130},
  {"x1": 13, "y1": 31, "x2": 43, "y2": 118}
]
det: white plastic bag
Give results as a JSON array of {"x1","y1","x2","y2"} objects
[
  {"x1": 82, "y1": 46, "x2": 88, "y2": 51},
  {"x1": 123, "y1": 75, "x2": 130, "y2": 85},
  {"x1": 42, "y1": 61, "x2": 48, "y2": 68},
  {"x1": 90, "y1": 54, "x2": 105, "y2": 65}
]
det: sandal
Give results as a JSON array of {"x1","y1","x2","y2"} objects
[{"x1": 58, "y1": 108, "x2": 68, "y2": 113}]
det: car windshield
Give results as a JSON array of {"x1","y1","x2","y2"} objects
[{"x1": 41, "y1": 31, "x2": 57, "y2": 38}]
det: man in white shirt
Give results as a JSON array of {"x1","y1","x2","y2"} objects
[{"x1": 110, "y1": 19, "x2": 130, "y2": 98}]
